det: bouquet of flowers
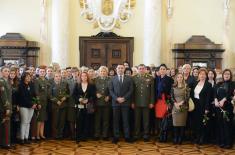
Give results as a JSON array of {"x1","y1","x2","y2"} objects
[
  {"x1": 219, "y1": 107, "x2": 230, "y2": 122},
  {"x1": 32, "y1": 97, "x2": 40, "y2": 118},
  {"x1": 202, "y1": 114, "x2": 210, "y2": 126},
  {"x1": 80, "y1": 93, "x2": 88, "y2": 104},
  {"x1": 32, "y1": 97, "x2": 40, "y2": 104},
  {"x1": 58, "y1": 90, "x2": 69, "y2": 103}
]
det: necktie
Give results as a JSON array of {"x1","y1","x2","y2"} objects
[{"x1": 119, "y1": 75, "x2": 123, "y2": 83}]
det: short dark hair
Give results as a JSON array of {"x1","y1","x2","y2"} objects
[
  {"x1": 124, "y1": 67, "x2": 133, "y2": 75},
  {"x1": 159, "y1": 64, "x2": 167, "y2": 69}
]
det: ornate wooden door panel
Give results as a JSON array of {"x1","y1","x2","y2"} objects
[
  {"x1": 79, "y1": 36, "x2": 134, "y2": 69},
  {"x1": 85, "y1": 42, "x2": 107, "y2": 69},
  {"x1": 107, "y1": 43, "x2": 127, "y2": 67}
]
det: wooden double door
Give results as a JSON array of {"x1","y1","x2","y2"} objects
[{"x1": 79, "y1": 37, "x2": 134, "y2": 69}]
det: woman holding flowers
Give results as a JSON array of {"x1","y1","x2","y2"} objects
[
  {"x1": 50, "y1": 71, "x2": 69, "y2": 139},
  {"x1": 170, "y1": 73, "x2": 190, "y2": 144},
  {"x1": 214, "y1": 69, "x2": 234, "y2": 149},
  {"x1": 73, "y1": 71, "x2": 96, "y2": 142},
  {"x1": 191, "y1": 68, "x2": 212, "y2": 145}
]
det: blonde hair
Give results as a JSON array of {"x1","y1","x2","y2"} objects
[
  {"x1": 98, "y1": 66, "x2": 108, "y2": 74},
  {"x1": 173, "y1": 73, "x2": 186, "y2": 88}
]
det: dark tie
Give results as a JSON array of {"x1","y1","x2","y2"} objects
[{"x1": 119, "y1": 75, "x2": 123, "y2": 83}]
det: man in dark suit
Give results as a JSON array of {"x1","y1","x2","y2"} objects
[{"x1": 109, "y1": 64, "x2": 133, "y2": 144}]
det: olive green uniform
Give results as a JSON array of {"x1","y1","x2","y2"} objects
[
  {"x1": 34, "y1": 78, "x2": 50, "y2": 121},
  {"x1": 0, "y1": 78, "x2": 12, "y2": 147},
  {"x1": 50, "y1": 81, "x2": 69, "y2": 138},
  {"x1": 94, "y1": 77, "x2": 111, "y2": 139},
  {"x1": 66, "y1": 78, "x2": 78, "y2": 122},
  {"x1": 133, "y1": 74, "x2": 154, "y2": 139}
]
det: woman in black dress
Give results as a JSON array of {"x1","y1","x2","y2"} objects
[
  {"x1": 73, "y1": 71, "x2": 96, "y2": 142},
  {"x1": 214, "y1": 69, "x2": 234, "y2": 148}
]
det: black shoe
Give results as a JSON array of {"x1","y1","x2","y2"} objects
[
  {"x1": 24, "y1": 139, "x2": 31, "y2": 144},
  {"x1": 143, "y1": 137, "x2": 150, "y2": 142},
  {"x1": 36, "y1": 137, "x2": 41, "y2": 141},
  {"x1": 219, "y1": 144, "x2": 225, "y2": 148},
  {"x1": 125, "y1": 138, "x2": 133, "y2": 143},
  {"x1": 198, "y1": 137, "x2": 204, "y2": 145},
  {"x1": 20, "y1": 140, "x2": 24, "y2": 145},
  {"x1": 173, "y1": 138, "x2": 178, "y2": 144},
  {"x1": 112, "y1": 137, "x2": 119, "y2": 144},
  {"x1": 2, "y1": 145, "x2": 14, "y2": 150},
  {"x1": 178, "y1": 137, "x2": 182, "y2": 145},
  {"x1": 224, "y1": 145, "x2": 232, "y2": 149},
  {"x1": 93, "y1": 137, "x2": 100, "y2": 141},
  {"x1": 102, "y1": 137, "x2": 109, "y2": 141}
]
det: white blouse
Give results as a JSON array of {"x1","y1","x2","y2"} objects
[{"x1": 194, "y1": 84, "x2": 203, "y2": 99}]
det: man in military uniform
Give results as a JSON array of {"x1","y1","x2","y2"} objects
[
  {"x1": 66, "y1": 67, "x2": 79, "y2": 139},
  {"x1": 132, "y1": 64, "x2": 154, "y2": 141},
  {"x1": 94, "y1": 66, "x2": 111, "y2": 140},
  {"x1": 50, "y1": 72, "x2": 69, "y2": 139},
  {"x1": 0, "y1": 66, "x2": 13, "y2": 149}
]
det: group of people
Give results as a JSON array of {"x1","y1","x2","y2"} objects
[{"x1": 0, "y1": 62, "x2": 234, "y2": 150}]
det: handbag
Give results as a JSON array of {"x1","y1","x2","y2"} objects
[
  {"x1": 155, "y1": 94, "x2": 168, "y2": 118},
  {"x1": 87, "y1": 100, "x2": 95, "y2": 114},
  {"x1": 188, "y1": 98, "x2": 195, "y2": 112}
]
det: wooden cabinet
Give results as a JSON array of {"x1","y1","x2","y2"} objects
[
  {"x1": 0, "y1": 33, "x2": 39, "y2": 66},
  {"x1": 79, "y1": 34, "x2": 134, "y2": 69},
  {"x1": 172, "y1": 36, "x2": 224, "y2": 69}
]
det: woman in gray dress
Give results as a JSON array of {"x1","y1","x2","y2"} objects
[{"x1": 171, "y1": 73, "x2": 190, "y2": 144}]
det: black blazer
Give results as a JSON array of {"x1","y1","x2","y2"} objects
[
  {"x1": 214, "y1": 81, "x2": 235, "y2": 111},
  {"x1": 109, "y1": 75, "x2": 133, "y2": 107},
  {"x1": 154, "y1": 75, "x2": 174, "y2": 101},
  {"x1": 18, "y1": 82, "x2": 36, "y2": 108},
  {"x1": 191, "y1": 80, "x2": 212, "y2": 111},
  {"x1": 73, "y1": 83, "x2": 96, "y2": 104}
]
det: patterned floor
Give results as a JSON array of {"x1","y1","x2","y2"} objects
[{"x1": 0, "y1": 140, "x2": 235, "y2": 155}]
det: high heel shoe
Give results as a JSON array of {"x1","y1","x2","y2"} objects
[
  {"x1": 40, "y1": 136, "x2": 46, "y2": 140},
  {"x1": 36, "y1": 137, "x2": 41, "y2": 141}
]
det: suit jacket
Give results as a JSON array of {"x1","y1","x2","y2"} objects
[
  {"x1": 109, "y1": 75, "x2": 133, "y2": 107},
  {"x1": 191, "y1": 80, "x2": 212, "y2": 111}
]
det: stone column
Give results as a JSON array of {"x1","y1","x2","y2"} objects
[
  {"x1": 51, "y1": 0, "x2": 69, "y2": 68},
  {"x1": 143, "y1": 0, "x2": 162, "y2": 66},
  {"x1": 39, "y1": 0, "x2": 49, "y2": 65}
]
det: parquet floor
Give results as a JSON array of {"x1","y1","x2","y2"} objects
[{"x1": 0, "y1": 140, "x2": 235, "y2": 155}]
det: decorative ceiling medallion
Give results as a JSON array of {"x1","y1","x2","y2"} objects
[{"x1": 79, "y1": 0, "x2": 136, "y2": 32}]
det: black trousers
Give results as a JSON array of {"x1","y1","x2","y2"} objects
[
  {"x1": 191, "y1": 99, "x2": 206, "y2": 142},
  {"x1": 112, "y1": 106, "x2": 130, "y2": 139}
]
